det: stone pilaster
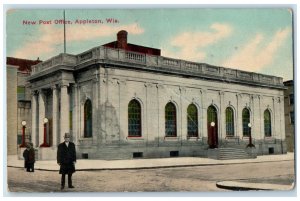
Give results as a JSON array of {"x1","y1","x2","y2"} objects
[
  {"x1": 31, "y1": 91, "x2": 38, "y2": 147},
  {"x1": 200, "y1": 89, "x2": 207, "y2": 139},
  {"x1": 219, "y1": 91, "x2": 225, "y2": 140},
  {"x1": 38, "y1": 89, "x2": 46, "y2": 146},
  {"x1": 60, "y1": 84, "x2": 70, "y2": 142},
  {"x1": 52, "y1": 85, "x2": 58, "y2": 147}
]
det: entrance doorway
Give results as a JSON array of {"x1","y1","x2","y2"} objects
[{"x1": 207, "y1": 105, "x2": 218, "y2": 148}]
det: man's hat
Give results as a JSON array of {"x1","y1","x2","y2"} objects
[{"x1": 64, "y1": 133, "x2": 71, "y2": 138}]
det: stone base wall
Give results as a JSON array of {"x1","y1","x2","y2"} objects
[{"x1": 74, "y1": 139, "x2": 287, "y2": 160}]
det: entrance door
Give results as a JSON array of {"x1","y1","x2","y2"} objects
[{"x1": 207, "y1": 106, "x2": 218, "y2": 148}]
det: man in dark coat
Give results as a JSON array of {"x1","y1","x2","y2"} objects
[
  {"x1": 57, "y1": 133, "x2": 76, "y2": 190},
  {"x1": 23, "y1": 143, "x2": 35, "y2": 172}
]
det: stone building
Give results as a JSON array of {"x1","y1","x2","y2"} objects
[
  {"x1": 283, "y1": 80, "x2": 294, "y2": 152},
  {"x1": 28, "y1": 30, "x2": 287, "y2": 160},
  {"x1": 6, "y1": 57, "x2": 41, "y2": 155}
]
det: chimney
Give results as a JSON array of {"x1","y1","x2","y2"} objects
[{"x1": 117, "y1": 30, "x2": 128, "y2": 49}]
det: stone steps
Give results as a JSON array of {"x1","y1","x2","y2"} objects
[{"x1": 218, "y1": 147, "x2": 252, "y2": 160}]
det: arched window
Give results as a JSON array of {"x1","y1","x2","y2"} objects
[
  {"x1": 264, "y1": 110, "x2": 272, "y2": 137},
  {"x1": 226, "y1": 107, "x2": 234, "y2": 136},
  {"x1": 242, "y1": 108, "x2": 250, "y2": 137},
  {"x1": 165, "y1": 102, "x2": 177, "y2": 137},
  {"x1": 84, "y1": 99, "x2": 92, "y2": 138},
  {"x1": 128, "y1": 99, "x2": 142, "y2": 137},
  {"x1": 187, "y1": 104, "x2": 198, "y2": 137}
]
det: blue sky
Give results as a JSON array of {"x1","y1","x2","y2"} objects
[{"x1": 6, "y1": 8, "x2": 293, "y2": 80}]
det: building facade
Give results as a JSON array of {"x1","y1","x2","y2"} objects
[
  {"x1": 6, "y1": 57, "x2": 41, "y2": 155},
  {"x1": 28, "y1": 31, "x2": 287, "y2": 160},
  {"x1": 7, "y1": 65, "x2": 18, "y2": 155},
  {"x1": 284, "y1": 80, "x2": 294, "y2": 152}
]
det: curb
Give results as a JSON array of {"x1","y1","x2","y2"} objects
[
  {"x1": 7, "y1": 159, "x2": 294, "y2": 171},
  {"x1": 216, "y1": 181, "x2": 294, "y2": 191}
]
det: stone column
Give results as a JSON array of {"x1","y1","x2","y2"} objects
[
  {"x1": 31, "y1": 91, "x2": 38, "y2": 147},
  {"x1": 60, "y1": 84, "x2": 70, "y2": 142},
  {"x1": 72, "y1": 84, "x2": 79, "y2": 145},
  {"x1": 38, "y1": 89, "x2": 46, "y2": 147},
  {"x1": 219, "y1": 91, "x2": 225, "y2": 141},
  {"x1": 52, "y1": 85, "x2": 58, "y2": 147}
]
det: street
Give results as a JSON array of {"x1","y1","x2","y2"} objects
[{"x1": 7, "y1": 160, "x2": 294, "y2": 193}]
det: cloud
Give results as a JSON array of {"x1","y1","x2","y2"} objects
[
  {"x1": 13, "y1": 23, "x2": 144, "y2": 59},
  {"x1": 222, "y1": 27, "x2": 291, "y2": 72},
  {"x1": 162, "y1": 23, "x2": 233, "y2": 61}
]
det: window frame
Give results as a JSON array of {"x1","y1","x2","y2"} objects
[
  {"x1": 165, "y1": 102, "x2": 177, "y2": 137},
  {"x1": 128, "y1": 99, "x2": 142, "y2": 137},
  {"x1": 84, "y1": 99, "x2": 93, "y2": 138},
  {"x1": 187, "y1": 104, "x2": 198, "y2": 138},
  {"x1": 225, "y1": 107, "x2": 234, "y2": 137}
]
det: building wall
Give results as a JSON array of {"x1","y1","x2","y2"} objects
[
  {"x1": 17, "y1": 72, "x2": 32, "y2": 144},
  {"x1": 73, "y1": 65, "x2": 286, "y2": 159},
  {"x1": 284, "y1": 81, "x2": 294, "y2": 152},
  {"x1": 7, "y1": 65, "x2": 18, "y2": 155}
]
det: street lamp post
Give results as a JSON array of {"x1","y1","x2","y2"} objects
[
  {"x1": 40, "y1": 117, "x2": 50, "y2": 147},
  {"x1": 20, "y1": 120, "x2": 27, "y2": 147},
  {"x1": 247, "y1": 123, "x2": 255, "y2": 148},
  {"x1": 210, "y1": 121, "x2": 215, "y2": 148}
]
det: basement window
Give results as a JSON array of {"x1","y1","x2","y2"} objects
[
  {"x1": 82, "y1": 153, "x2": 89, "y2": 159},
  {"x1": 170, "y1": 151, "x2": 179, "y2": 157},
  {"x1": 133, "y1": 152, "x2": 143, "y2": 158}
]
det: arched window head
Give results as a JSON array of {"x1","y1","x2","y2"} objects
[
  {"x1": 165, "y1": 102, "x2": 177, "y2": 137},
  {"x1": 84, "y1": 99, "x2": 92, "y2": 138},
  {"x1": 264, "y1": 110, "x2": 272, "y2": 137},
  {"x1": 128, "y1": 99, "x2": 142, "y2": 137},
  {"x1": 242, "y1": 108, "x2": 250, "y2": 137},
  {"x1": 226, "y1": 107, "x2": 234, "y2": 136},
  {"x1": 187, "y1": 104, "x2": 198, "y2": 137}
]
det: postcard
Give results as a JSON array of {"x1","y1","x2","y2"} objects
[{"x1": 6, "y1": 7, "x2": 295, "y2": 193}]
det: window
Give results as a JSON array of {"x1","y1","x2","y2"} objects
[
  {"x1": 128, "y1": 99, "x2": 142, "y2": 137},
  {"x1": 226, "y1": 107, "x2": 234, "y2": 136},
  {"x1": 187, "y1": 104, "x2": 198, "y2": 137},
  {"x1": 165, "y1": 102, "x2": 177, "y2": 137},
  {"x1": 17, "y1": 86, "x2": 25, "y2": 100},
  {"x1": 290, "y1": 112, "x2": 294, "y2": 125},
  {"x1": 84, "y1": 99, "x2": 92, "y2": 138},
  {"x1": 289, "y1": 94, "x2": 294, "y2": 105},
  {"x1": 242, "y1": 108, "x2": 250, "y2": 137},
  {"x1": 264, "y1": 110, "x2": 272, "y2": 137}
]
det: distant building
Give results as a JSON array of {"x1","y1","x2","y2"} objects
[
  {"x1": 28, "y1": 30, "x2": 287, "y2": 160},
  {"x1": 284, "y1": 80, "x2": 294, "y2": 152},
  {"x1": 6, "y1": 57, "x2": 41, "y2": 155}
]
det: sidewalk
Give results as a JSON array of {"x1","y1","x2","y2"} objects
[
  {"x1": 7, "y1": 153, "x2": 295, "y2": 191},
  {"x1": 7, "y1": 152, "x2": 294, "y2": 171}
]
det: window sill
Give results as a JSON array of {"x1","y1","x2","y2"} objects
[
  {"x1": 79, "y1": 138, "x2": 93, "y2": 141},
  {"x1": 164, "y1": 137, "x2": 179, "y2": 141},
  {"x1": 126, "y1": 136, "x2": 145, "y2": 141},
  {"x1": 186, "y1": 137, "x2": 202, "y2": 141},
  {"x1": 264, "y1": 137, "x2": 275, "y2": 141}
]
